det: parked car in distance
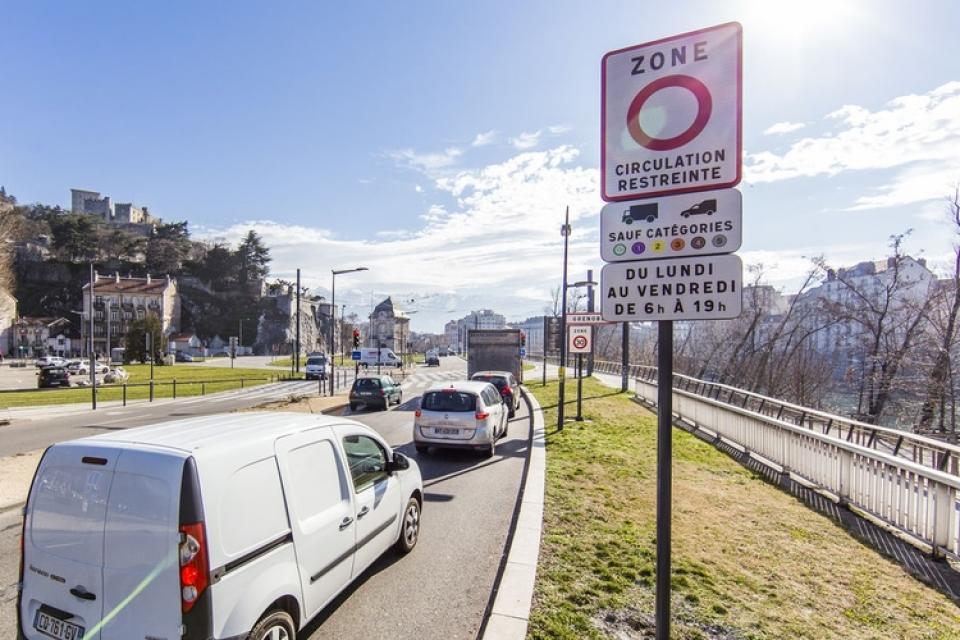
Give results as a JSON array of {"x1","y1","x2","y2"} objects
[
  {"x1": 414, "y1": 381, "x2": 507, "y2": 457},
  {"x1": 350, "y1": 375, "x2": 402, "y2": 411},
  {"x1": 104, "y1": 366, "x2": 130, "y2": 383},
  {"x1": 37, "y1": 366, "x2": 71, "y2": 388},
  {"x1": 34, "y1": 356, "x2": 65, "y2": 368},
  {"x1": 470, "y1": 370, "x2": 521, "y2": 418},
  {"x1": 174, "y1": 351, "x2": 194, "y2": 362},
  {"x1": 17, "y1": 412, "x2": 423, "y2": 640},
  {"x1": 305, "y1": 355, "x2": 329, "y2": 380},
  {"x1": 69, "y1": 360, "x2": 110, "y2": 376}
]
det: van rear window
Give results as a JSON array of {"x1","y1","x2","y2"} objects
[
  {"x1": 307, "y1": 357, "x2": 326, "y2": 365},
  {"x1": 30, "y1": 465, "x2": 112, "y2": 564},
  {"x1": 422, "y1": 391, "x2": 476, "y2": 412}
]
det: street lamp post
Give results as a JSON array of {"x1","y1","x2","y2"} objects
[
  {"x1": 331, "y1": 267, "x2": 367, "y2": 396},
  {"x1": 558, "y1": 207, "x2": 571, "y2": 430}
]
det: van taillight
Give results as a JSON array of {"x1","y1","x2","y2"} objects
[
  {"x1": 475, "y1": 411, "x2": 489, "y2": 420},
  {"x1": 179, "y1": 522, "x2": 209, "y2": 613}
]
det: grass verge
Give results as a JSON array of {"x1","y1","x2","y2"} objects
[
  {"x1": 526, "y1": 377, "x2": 960, "y2": 640},
  {"x1": 0, "y1": 365, "x2": 284, "y2": 408}
]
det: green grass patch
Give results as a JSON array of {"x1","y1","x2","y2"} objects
[
  {"x1": 526, "y1": 378, "x2": 960, "y2": 639},
  {"x1": 0, "y1": 364, "x2": 288, "y2": 408},
  {"x1": 523, "y1": 362, "x2": 536, "y2": 372}
]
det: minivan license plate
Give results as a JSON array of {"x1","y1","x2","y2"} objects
[
  {"x1": 34, "y1": 610, "x2": 84, "y2": 640},
  {"x1": 435, "y1": 427, "x2": 459, "y2": 435}
]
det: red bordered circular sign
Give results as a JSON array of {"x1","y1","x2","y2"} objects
[{"x1": 626, "y1": 74, "x2": 713, "y2": 151}]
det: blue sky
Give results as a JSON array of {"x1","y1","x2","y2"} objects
[{"x1": 3, "y1": 1, "x2": 960, "y2": 332}]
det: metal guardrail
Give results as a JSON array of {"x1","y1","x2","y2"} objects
[{"x1": 630, "y1": 367, "x2": 960, "y2": 559}]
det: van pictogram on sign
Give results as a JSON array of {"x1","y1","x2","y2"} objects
[{"x1": 602, "y1": 22, "x2": 742, "y2": 202}]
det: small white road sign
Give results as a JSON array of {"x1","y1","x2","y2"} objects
[
  {"x1": 601, "y1": 254, "x2": 743, "y2": 321},
  {"x1": 601, "y1": 188, "x2": 741, "y2": 262},
  {"x1": 602, "y1": 22, "x2": 742, "y2": 202},
  {"x1": 568, "y1": 326, "x2": 592, "y2": 354},
  {"x1": 567, "y1": 312, "x2": 607, "y2": 325}
]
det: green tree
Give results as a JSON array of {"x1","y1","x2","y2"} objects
[
  {"x1": 202, "y1": 242, "x2": 238, "y2": 289},
  {"x1": 124, "y1": 313, "x2": 164, "y2": 365},
  {"x1": 49, "y1": 214, "x2": 101, "y2": 262},
  {"x1": 237, "y1": 229, "x2": 271, "y2": 285}
]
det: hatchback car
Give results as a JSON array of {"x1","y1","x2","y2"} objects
[
  {"x1": 414, "y1": 381, "x2": 507, "y2": 457},
  {"x1": 470, "y1": 370, "x2": 521, "y2": 417},
  {"x1": 350, "y1": 375, "x2": 402, "y2": 411},
  {"x1": 37, "y1": 366, "x2": 71, "y2": 388}
]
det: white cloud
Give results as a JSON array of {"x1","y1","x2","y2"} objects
[
  {"x1": 196, "y1": 146, "x2": 601, "y2": 331},
  {"x1": 762, "y1": 121, "x2": 806, "y2": 135},
  {"x1": 509, "y1": 130, "x2": 541, "y2": 150},
  {"x1": 387, "y1": 147, "x2": 463, "y2": 175},
  {"x1": 472, "y1": 130, "x2": 496, "y2": 146},
  {"x1": 745, "y1": 81, "x2": 960, "y2": 210},
  {"x1": 548, "y1": 125, "x2": 572, "y2": 135}
]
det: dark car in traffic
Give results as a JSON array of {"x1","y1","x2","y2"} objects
[
  {"x1": 38, "y1": 366, "x2": 71, "y2": 389},
  {"x1": 470, "y1": 370, "x2": 521, "y2": 417},
  {"x1": 349, "y1": 375, "x2": 403, "y2": 411},
  {"x1": 426, "y1": 353, "x2": 440, "y2": 366}
]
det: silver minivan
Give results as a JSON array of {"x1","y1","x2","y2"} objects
[
  {"x1": 17, "y1": 412, "x2": 423, "y2": 640},
  {"x1": 413, "y1": 381, "x2": 507, "y2": 457}
]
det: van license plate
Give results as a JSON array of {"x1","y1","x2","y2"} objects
[{"x1": 34, "y1": 610, "x2": 84, "y2": 640}]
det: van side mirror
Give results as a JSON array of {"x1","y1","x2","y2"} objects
[{"x1": 387, "y1": 451, "x2": 410, "y2": 474}]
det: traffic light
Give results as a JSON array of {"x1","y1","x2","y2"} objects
[
  {"x1": 352, "y1": 328, "x2": 360, "y2": 348},
  {"x1": 520, "y1": 331, "x2": 526, "y2": 348}
]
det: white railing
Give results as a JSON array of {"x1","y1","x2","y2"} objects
[{"x1": 635, "y1": 375, "x2": 960, "y2": 559}]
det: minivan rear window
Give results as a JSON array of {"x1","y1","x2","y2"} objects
[{"x1": 421, "y1": 391, "x2": 477, "y2": 412}]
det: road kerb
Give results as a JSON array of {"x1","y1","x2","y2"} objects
[{"x1": 482, "y1": 389, "x2": 546, "y2": 640}]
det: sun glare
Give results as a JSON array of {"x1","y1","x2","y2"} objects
[{"x1": 738, "y1": 0, "x2": 864, "y2": 43}]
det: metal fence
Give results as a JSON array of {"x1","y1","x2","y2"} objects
[{"x1": 631, "y1": 366, "x2": 960, "y2": 560}]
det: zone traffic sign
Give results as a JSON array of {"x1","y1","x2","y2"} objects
[
  {"x1": 568, "y1": 326, "x2": 591, "y2": 354},
  {"x1": 601, "y1": 188, "x2": 741, "y2": 262},
  {"x1": 601, "y1": 22, "x2": 742, "y2": 202}
]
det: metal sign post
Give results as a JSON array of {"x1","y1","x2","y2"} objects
[
  {"x1": 568, "y1": 325, "x2": 591, "y2": 421},
  {"x1": 655, "y1": 320, "x2": 673, "y2": 638}
]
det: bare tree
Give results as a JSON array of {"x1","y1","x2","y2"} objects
[
  {"x1": 814, "y1": 233, "x2": 933, "y2": 424},
  {"x1": 917, "y1": 186, "x2": 960, "y2": 436}
]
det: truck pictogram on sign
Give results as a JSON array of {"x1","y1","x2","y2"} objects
[{"x1": 601, "y1": 22, "x2": 742, "y2": 202}]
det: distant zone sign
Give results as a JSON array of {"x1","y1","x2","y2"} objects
[
  {"x1": 602, "y1": 22, "x2": 742, "y2": 201},
  {"x1": 601, "y1": 188, "x2": 742, "y2": 262},
  {"x1": 601, "y1": 254, "x2": 743, "y2": 321},
  {"x1": 568, "y1": 326, "x2": 592, "y2": 354}
]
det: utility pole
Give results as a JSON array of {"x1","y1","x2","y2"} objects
[
  {"x1": 89, "y1": 263, "x2": 96, "y2": 410},
  {"x1": 295, "y1": 268, "x2": 301, "y2": 374},
  {"x1": 587, "y1": 268, "x2": 595, "y2": 377},
  {"x1": 558, "y1": 206, "x2": 570, "y2": 430}
]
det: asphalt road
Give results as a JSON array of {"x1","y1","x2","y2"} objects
[{"x1": 0, "y1": 356, "x2": 532, "y2": 640}]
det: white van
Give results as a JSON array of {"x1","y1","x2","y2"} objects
[
  {"x1": 17, "y1": 412, "x2": 423, "y2": 640},
  {"x1": 357, "y1": 347, "x2": 402, "y2": 368}
]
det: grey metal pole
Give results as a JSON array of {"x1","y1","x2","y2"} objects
[
  {"x1": 587, "y1": 269, "x2": 595, "y2": 377},
  {"x1": 295, "y1": 268, "x2": 301, "y2": 373},
  {"x1": 330, "y1": 272, "x2": 336, "y2": 396},
  {"x1": 621, "y1": 322, "x2": 630, "y2": 392},
  {"x1": 89, "y1": 263, "x2": 96, "y2": 410},
  {"x1": 558, "y1": 207, "x2": 570, "y2": 430},
  {"x1": 576, "y1": 353, "x2": 583, "y2": 421},
  {"x1": 655, "y1": 320, "x2": 673, "y2": 640}
]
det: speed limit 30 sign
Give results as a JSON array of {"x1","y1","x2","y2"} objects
[
  {"x1": 601, "y1": 22, "x2": 742, "y2": 201},
  {"x1": 568, "y1": 325, "x2": 591, "y2": 354}
]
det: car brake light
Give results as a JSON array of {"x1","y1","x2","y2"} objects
[
  {"x1": 476, "y1": 412, "x2": 489, "y2": 420},
  {"x1": 501, "y1": 386, "x2": 512, "y2": 396},
  {"x1": 179, "y1": 522, "x2": 209, "y2": 613},
  {"x1": 415, "y1": 409, "x2": 422, "y2": 418}
]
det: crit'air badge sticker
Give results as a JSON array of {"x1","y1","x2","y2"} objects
[{"x1": 613, "y1": 243, "x2": 627, "y2": 256}]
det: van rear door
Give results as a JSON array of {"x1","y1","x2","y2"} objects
[
  {"x1": 21, "y1": 444, "x2": 117, "y2": 640},
  {"x1": 100, "y1": 448, "x2": 183, "y2": 640}
]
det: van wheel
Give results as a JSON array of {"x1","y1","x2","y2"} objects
[
  {"x1": 396, "y1": 496, "x2": 421, "y2": 554},
  {"x1": 249, "y1": 609, "x2": 296, "y2": 640}
]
